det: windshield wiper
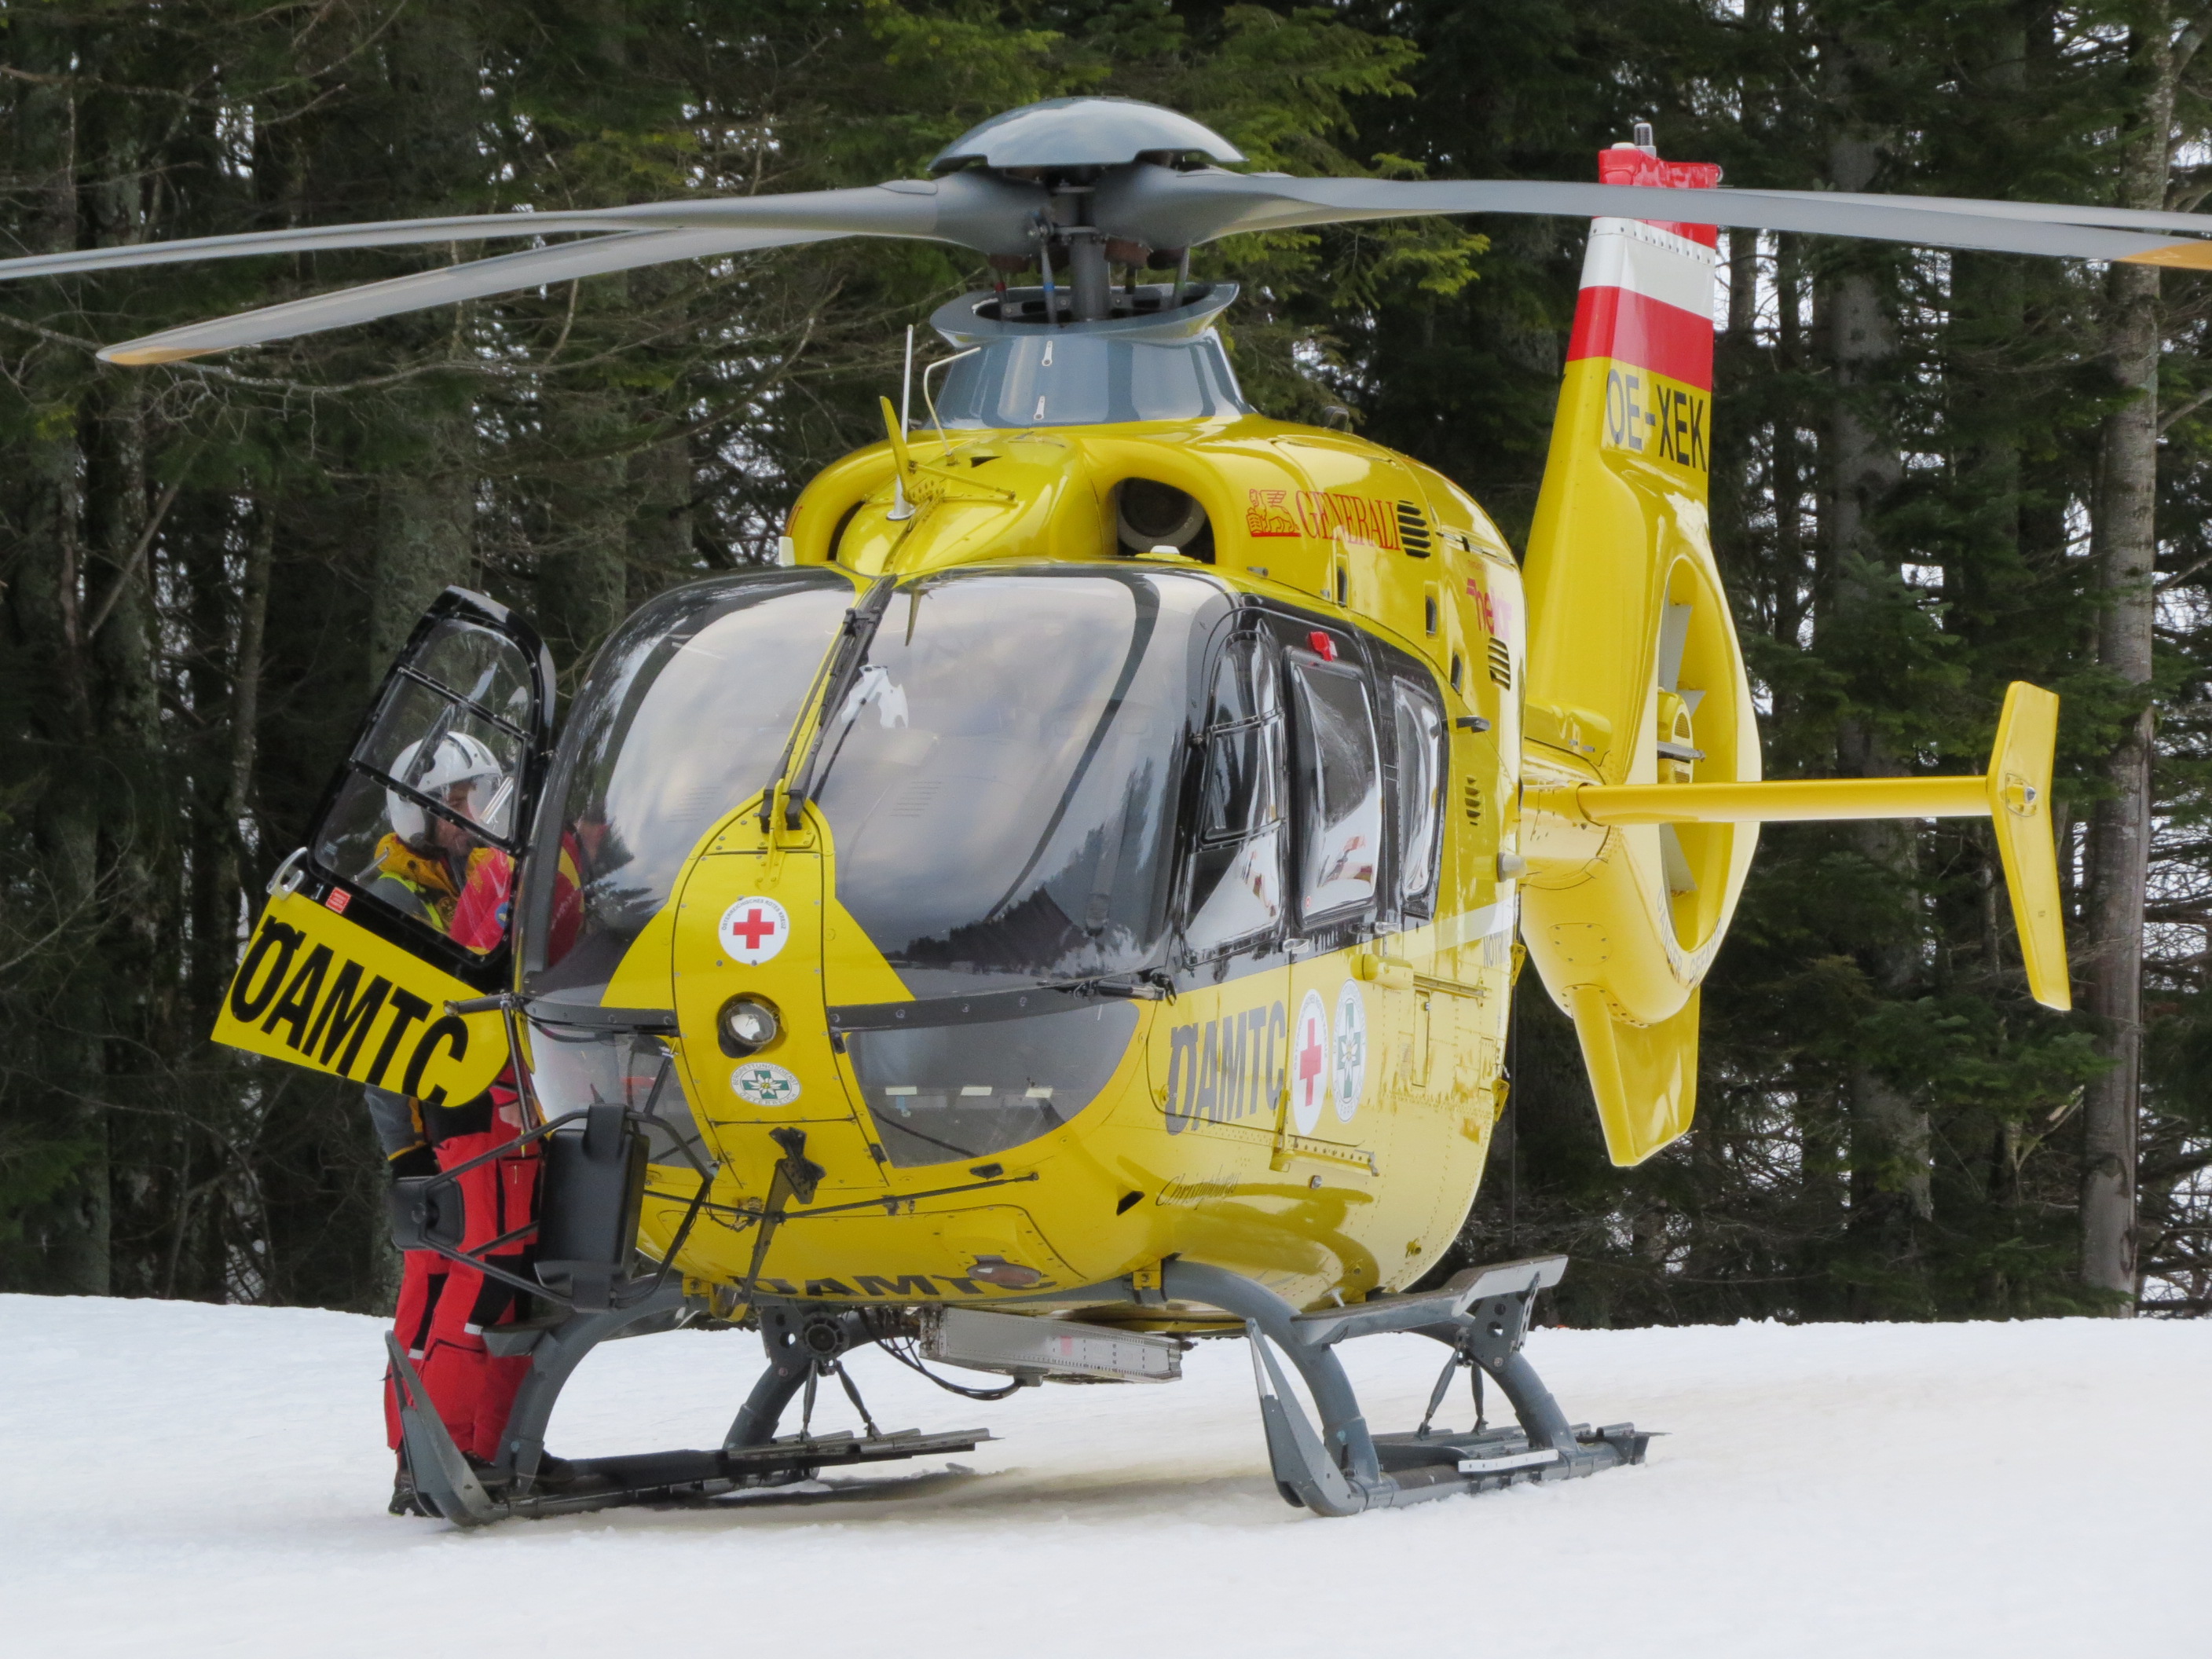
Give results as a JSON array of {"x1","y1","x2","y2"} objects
[
  {"x1": 770, "y1": 575, "x2": 897, "y2": 832},
  {"x1": 828, "y1": 969, "x2": 1174, "y2": 1035}
]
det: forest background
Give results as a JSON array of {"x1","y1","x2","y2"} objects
[{"x1": 2, "y1": 0, "x2": 2207, "y2": 1322}]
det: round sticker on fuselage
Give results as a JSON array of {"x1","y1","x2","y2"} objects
[
  {"x1": 718, "y1": 895, "x2": 789, "y2": 965},
  {"x1": 1292, "y1": 989, "x2": 1329, "y2": 1135},
  {"x1": 732, "y1": 1061, "x2": 801, "y2": 1109},
  {"x1": 1333, "y1": 980, "x2": 1367, "y2": 1123}
]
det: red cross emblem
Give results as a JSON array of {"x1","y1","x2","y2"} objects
[
  {"x1": 1298, "y1": 1015, "x2": 1325, "y2": 1104},
  {"x1": 1291, "y1": 989, "x2": 1330, "y2": 1133},
  {"x1": 718, "y1": 895, "x2": 790, "y2": 965}
]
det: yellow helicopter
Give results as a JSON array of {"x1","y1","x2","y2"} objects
[{"x1": 11, "y1": 95, "x2": 2179, "y2": 1524}]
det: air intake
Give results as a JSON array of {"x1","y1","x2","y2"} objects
[
  {"x1": 1488, "y1": 638, "x2": 1513, "y2": 689},
  {"x1": 1397, "y1": 500, "x2": 1433, "y2": 557}
]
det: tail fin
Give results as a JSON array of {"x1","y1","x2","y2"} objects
[
  {"x1": 1523, "y1": 141, "x2": 1729, "y2": 762},
  {"x1": 1518, "y1": 137, "x2": 1756, "y2": 1168}
]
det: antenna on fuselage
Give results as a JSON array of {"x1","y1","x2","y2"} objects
[{"x1": 890, "y1": 324, "x2": 916, "y2": 522}]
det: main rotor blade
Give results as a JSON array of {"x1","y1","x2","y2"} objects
[
  {"x1": 98, "y1": 225, "x2": 840, "y2": 364},
  {"x1": 0, "y1": 210, "x2": 674, "y2": 282},
  {"x1": 1096, "y1": 170, "x2": 2212, "y2": 268},
  {"x1": 0, "y1": 173, "x2": 1043, "y2": 288}
]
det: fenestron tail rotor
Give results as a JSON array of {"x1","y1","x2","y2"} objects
[
  {"x1": 5, "y1": 95, "x2": 2212, "y2": 364},
  {"x1": 1654, "y1": 598, "x2": 1702, "y2": 901}
]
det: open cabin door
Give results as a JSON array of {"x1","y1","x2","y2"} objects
[{"x1": 213, "y1": 589, "x2": 556, "y2": 1106}]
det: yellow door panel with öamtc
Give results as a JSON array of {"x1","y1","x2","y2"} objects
[{"x1": 214, "y1": 889, "x2": 509, "y2": 1104}]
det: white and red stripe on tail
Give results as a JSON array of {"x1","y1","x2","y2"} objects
[{"x1": 1566, "y1": 141, "x2": 1721, "y2": 478}]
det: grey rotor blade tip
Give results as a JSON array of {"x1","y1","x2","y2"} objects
[
  {"x1": 1095, "y1": 170, "x2": 2212, "y2": 268},
  {"x1": 0, "y1": 209, "x2": 669, "y2": 283},
  {"x1": 98, "y1": 226, "x2": 844, "y2": 364}
]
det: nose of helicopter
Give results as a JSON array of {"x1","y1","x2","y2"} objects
[{"x1": 666, "y1": 814, "x2": 899, "y2": 1197}]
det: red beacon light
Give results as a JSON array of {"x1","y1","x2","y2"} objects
[
  {"x1": 1599, "y1": 121, "x2": 1723, "y2": 247},
  {"x1": 1307, "y1": 632, "x2": 1337, "y2": 661}
]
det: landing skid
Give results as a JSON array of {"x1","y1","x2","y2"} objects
[
  {"x1": 387, "y1": 1255, "x2": 1645, "y2": 1527},
  {"x1": 387, "y1": 1351, "x2": 988, "y2": 1525},
  {"x1": 385, "y1": 1292, "x2": 990, "y2": 1527}
]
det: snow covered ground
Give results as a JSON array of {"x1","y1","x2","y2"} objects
[{"x1": 2, "y1": 1295, "x2": 2204, "y2": 1657}]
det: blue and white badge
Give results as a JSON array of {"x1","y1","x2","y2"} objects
[
  {"x1": 732, "y1": 1061, "x2": 801, "y2": 1109},
  {"x1": 1333, "y1": 980, "x2": 1367, "y2": 1122}
]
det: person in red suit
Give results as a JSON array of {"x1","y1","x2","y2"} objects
[{"x1": 365, "y1": 734, "x2": 548, "y2": 1514}]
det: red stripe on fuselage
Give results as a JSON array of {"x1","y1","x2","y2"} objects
[{"x1": 1566, "y1": 284, "x2": 1712, "y2": 390}]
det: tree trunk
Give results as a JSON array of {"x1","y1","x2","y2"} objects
[
  {"x1": 5, "y1": 17, "x2": 112, "y2": 1295},
  {"x1": 543, "y1": 434, "x2": 632, "y2": 672},
  {"x1": 373, "y1": 465, "x2": 476, "y2": 672},
  {"x1": 1772, "y1": 234, "x2": 1809, "y2": 688},
  {"x1": 2080, "y1": 9, "x2": 2191, "y2": 1308},
  {"x1": 627, "y1": 434, "x2": 694, "y2": 605},
  {"x1": 214, "y1": 502, "x2": 276, "y2": 929},
  {"x1": 1817, "y1": 69, "x2": 1934, "y2": 1258}
]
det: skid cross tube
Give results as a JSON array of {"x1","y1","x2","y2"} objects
[
  {"x1": 1164, "y1": 1256, "x2": 1648, "y2": 1514},
  {"x1": 495, "y1": 1284, "x2": 692, "y2": 1491},
  {"x1": 1159, "y1": 1262, "x2": 1383, "y2": 1500}
]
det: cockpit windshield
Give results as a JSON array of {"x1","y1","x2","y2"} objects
[
  {"x1": 811, "y1": 569, "x2": 1221, "y2": 997},
  {"x1": 520, "y1": 569, "x2": 855, "y2": 1003}
]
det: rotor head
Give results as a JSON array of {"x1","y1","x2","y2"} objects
[{"x1": 930, "y1": 97, "x2": 1243, "y2": 177}]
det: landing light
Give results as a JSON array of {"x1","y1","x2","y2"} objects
[
  {"x1": 967, "y1": 1256, "x2": 1044, "y2": 1289},
  {"x1": 717, "y1": 997, "x2": 780, "y2": 1057}
]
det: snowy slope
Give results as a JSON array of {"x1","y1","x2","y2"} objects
[{"x1": 2, "y1": 1294, "x2": 2204, "y2": 1658}]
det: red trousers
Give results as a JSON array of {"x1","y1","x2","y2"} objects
[{"x1": 385, "y1": 1126, "x2": 540, "y2": 1463}]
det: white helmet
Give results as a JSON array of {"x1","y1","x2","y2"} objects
[{"x1": 386, "y1": 732, "x2": 508, "y2": 844}]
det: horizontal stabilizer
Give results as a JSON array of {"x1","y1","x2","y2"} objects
[{"x1": 1540, "y1": 681, "x2": 2071, "y2": 1010}]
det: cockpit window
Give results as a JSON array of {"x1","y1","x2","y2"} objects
[
  {"x1": 811, "y1": 569, "x2": 1220, "y2": 996},
  {"x1": 520, "y1": 569, "x2": 855, "y2": 1002}
]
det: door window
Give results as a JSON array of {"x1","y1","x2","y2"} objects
[
  {"x1": 312, "y1": 605, "x2": 548, "y2": 961},
  {"x1": 1186, "y1": 632, "x2": 1285, "y2": 952},
  {"x1": 1291, "y1": 652, "x2": 1382, "y2": 922}
]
